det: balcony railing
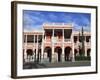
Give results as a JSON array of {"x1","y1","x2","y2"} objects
[
  {"x1": 64, "y1": 39, "x2": 71, "y2": 42},
  {"x1": 24, "y1": 43, "x2": 42, "y2": 46},
  {"x1": 43, "y1": 23, "x2": 72, "y2": 26},
  {"x1": 86, "y1": 42, "x2": 91, "y2": 46},
  {"x1": 44, "y1": 38, "x2": 71, "y2": 43},
  {"x1": 74, "y1": 42, "x2": 91, "y2": 47}
]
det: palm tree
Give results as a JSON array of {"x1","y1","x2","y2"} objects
[
  {"x1": 81, "y1": 27, "x2": 85, "y2": 56},
  {"x1": 78, "y1": 31, "x2": 82, "y2": 56}
]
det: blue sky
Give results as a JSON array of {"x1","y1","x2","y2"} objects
[{"x1": 23, "y1": 10, "x2": 91, "y2": 32}]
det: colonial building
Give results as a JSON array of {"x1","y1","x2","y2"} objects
[{"x1": 23, "y1": 23, "x2": 91, "y2": 63}]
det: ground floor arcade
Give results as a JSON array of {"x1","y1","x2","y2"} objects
[{"x1": 23, "y1": 46, "x2": 91, "y2": 63}]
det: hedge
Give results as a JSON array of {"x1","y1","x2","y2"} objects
[{"x1": 75, "y1": 56, "x2": 91, "y2": 61}]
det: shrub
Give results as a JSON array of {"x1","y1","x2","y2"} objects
[{"x1": 75, "y1": 56, "x2": 91, "y2": 61}]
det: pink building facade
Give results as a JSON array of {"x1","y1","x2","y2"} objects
[{"x1": 23, "y1": 23, "x2": 91, "y2": 63}]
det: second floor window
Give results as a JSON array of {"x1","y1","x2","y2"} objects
[{"x1": 27, "y1": 35, "x2": 34, "y2": 43}]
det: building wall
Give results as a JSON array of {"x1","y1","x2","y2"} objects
[{"x1": 23, "y1": 24, "x2": 91, "y2": 62}]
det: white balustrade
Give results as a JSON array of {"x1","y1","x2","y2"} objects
[{"x1": 64, "y1": 39, "x2": 71, "y2": 42}]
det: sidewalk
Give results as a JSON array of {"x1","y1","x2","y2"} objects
[{"x1": 23, "y1": 61, "x2": 91, "y2": 69}]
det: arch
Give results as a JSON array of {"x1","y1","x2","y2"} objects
[
  {"x1": 26, "y1": 49, "x2": 33, "y2": 61},
  {"x1": 87, "y1": 49, "x2": 91, "y2": 57},
  {"x1": 37, "y1": 48, "x2": 42, "y2": 62},
  {"x1": 64, "y1": 47, "x2": 72, "y2": 61},
  {"x1": 26, "y1": 49, "x2": 33, "y2": 56},
  {"x1": 74, "y1": 49, "x2": 78, "y2": 56},
  {"x1": 55, "y1": 47, "x2": 62, "y2": 62},
  {"x1": 44, "y1": 47, "x2": 52, "y2": 62}
]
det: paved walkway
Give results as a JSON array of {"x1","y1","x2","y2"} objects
[{"x1": 23, "y1": 61, "x2": 91, "y2": 69}]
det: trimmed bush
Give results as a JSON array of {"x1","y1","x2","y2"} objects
[{"x1": 75, "y1": 56, "x2": 91, "y2": 61}]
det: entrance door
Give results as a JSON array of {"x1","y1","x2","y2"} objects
[
  {"x1": 44, "y1": 47, "x2": 52, "y2": 62},
  {"x1": 87, "y1": 49, "x2": 91, "y2": 57},
  {"x1": 64, "y1": 47, "x2": 71, "y2": 61},
  {"x1": 55, "y1": 47, "x2": 62, "y2": 62},
  {"x1": 26, "y1": 49, "x2": 33, "y2": 61}
]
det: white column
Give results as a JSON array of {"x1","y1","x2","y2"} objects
[
  {"x1": 24, "y1": 34, "x2": 27, "y2": 62},
  {"x1": 72, "y1": 33, "x2": 75, "y2": 62},
  {"x1": 52, "y1": 29, "x2": 54, "y2": 63},
  {"x1": 62, "y1": 29, "x2": 64, "y2": 42},
  {"x1": 77, "y1": 36, "x2": 79, "y2": 56},
  {"x1": 84, "y1": 36, "x2": 87, "y2": 57},
  {"x1": 62, "y1": 29, "x2": 65, "y2": 62},
  {"x1": 45, "y1": 32, "x2": 46, "y2": 40},
  {"x1": 34, "y1": 35, "x2": 37, "y2": 62},
  {"x1": 41, "y1": 32, "x2": 44, "y2": 62},
  {"x1": 34, "y1": 35, "x2": 35, "y2": 46},
  {"x1": 36, "y1": 35, "x2": 38, "y2": 61},
  {"x1": 32, "y1": 35, "x2": 35, "y2": 62}
]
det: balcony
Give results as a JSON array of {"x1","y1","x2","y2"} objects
[
  {"x1": 64, "y1": 39, "x2": 71, "y2": 42},
  {"x1": 24, "y1": 43, "x2": 42, "y2": 48},
  {"x1": 44, "y1": 39, "x2": 51, "y2": 42},
  {"x1": 74, "y1": 41, "x2": 91, "y2": 48},
  {"x1": 86, "y1": 42, "x2": 91, "y2": 47},
  {"x1": 44, "y1": 38, "x2": 71, "y2": 43}
]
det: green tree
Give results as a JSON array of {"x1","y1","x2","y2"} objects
[
  {"x1": 79, "y1": 27, "x2": 85, "y2": 56},
  {"x1": 81, "y1": 27, "x2": 85, "y2": 56}
]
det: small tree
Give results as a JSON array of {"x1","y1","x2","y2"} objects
[
  {"x1": 78, "y1": 27, "x2": 85, "y2": 56},
  {"x1": 78, "y1": 31, "x2": 82, "y2": 56},
  {"x1": 81, "y1": 27, "x2": 85, "y2": 56}
]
